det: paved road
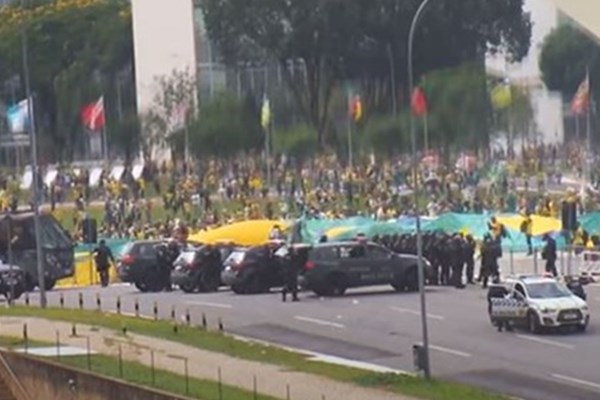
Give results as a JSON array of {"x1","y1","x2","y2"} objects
[{"x1": 13, "y1": 274, "x2": 600, "y2": 400}]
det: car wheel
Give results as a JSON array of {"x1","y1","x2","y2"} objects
[
  {"x1": 245, "y1": 273, "x2": 266, "y2": 294},
  {"x1": 391, "y1": 274, "x2": 404, "y2": 292},
  {"x1": 24, "y1": 274, "x2": 36, "y2": 292},
  {"x1": 231, "y1": 284, "x2": 246, "y2": 295},
  {"x1": 327, "y1": 273, "x2": 346, "y2": 297},
  {"x1": 134, "y1": 280, "x2": 149, "y2": 292},
  {"x1": 200, "y1": 271, "x2": 220, "y2": 293},
  {"x1": 404, "y1": 268, "x2": 418, "y2": 292},
  {"x1": 576, "y1": 324, "x2": 587, "y2": 333},
  {"x1": 527, "y1": 310, "x2": 541, "y2": 334},
  {"x1": 179, "y1": 281, "x2": 197, "y2": 294}
]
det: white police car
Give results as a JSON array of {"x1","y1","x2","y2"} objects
[{"x1": 488, "y1": 275, "x2": 590, "y2": 333}]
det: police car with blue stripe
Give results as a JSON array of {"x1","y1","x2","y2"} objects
[{"x1": 488, "y1": 275, "x2": 590, "y2": 333}]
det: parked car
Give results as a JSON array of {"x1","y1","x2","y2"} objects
[
  {"x1": 221, "y1": 243, "x2": 286, "y2": 294},
  {"x1": 489, "y1": 275, "x2": 589, "y2": 333},
  {"x1": 299, "y1": 241, "x2": 432, "y2": 296},
  {"x1": 116, "y1": 240, "x2": 166, "y2": 292},
  {"x1": 171, "y1": 243, "x2": 235, "y2": 293},
  {"x1": 0, "y1": 262, "x2": 26, "y2": 301}
]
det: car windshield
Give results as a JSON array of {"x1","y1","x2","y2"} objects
[
  {"x1": 225, "y1": 250, "x2": 246, "y2": 265},
  {"x1": 526, "y1": 282, "x2": 572, "y2": 299}
]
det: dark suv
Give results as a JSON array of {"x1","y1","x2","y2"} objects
[
  {"x1": 299, "y1": 241, "x2": 431, "y2": 296},
  {"x1": 221, "y1": 244, "x2": 285, "y2": 294},
  {"x1": 116, "y1": 240, "x2": 165, "y2": 292},
  {"x1": 171, "y1": 244, "x2": 234, "y2": 293}
]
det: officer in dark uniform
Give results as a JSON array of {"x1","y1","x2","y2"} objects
[
  {"x1": 450, "y1": 234, "x2": 465, "y2": 288},
  {"x1": 440, "y1": 236, "x2": 452, "y2": 285},
  {"x1": 93, "y1": 239, "x2": 114, "y2": 287},
  {"x1": 156, "y1": 240, "x2": 180, "y2": 291},
  {"x1": 464, "y1": 234, "x2": 476, "y2": 284},
  {"x1": 282, "y1": 244, "x2": 307, "y2": 302},
  {"x1": 481, "y1": 234, "x2": 500, "y2": 288},
  {"x1": 541, "y1": 233, "x2": 557, "y2": 277}
]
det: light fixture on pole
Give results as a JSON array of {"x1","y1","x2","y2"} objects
[
  {"x1": 408, "y1": 0, "x2": 433, "y2": 379},
  {"x1": 20, "y1": 0, "x2": 47, "y2": 308}
]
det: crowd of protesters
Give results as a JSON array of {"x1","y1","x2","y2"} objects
[{"x1": 0, "y1": 141, "x2": 597, "y2": 243}]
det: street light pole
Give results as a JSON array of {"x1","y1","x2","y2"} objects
[
  {"x1": 21, "y1": 0, "x2": 47, "y2": 308},
  {"x1": 408, "y1": 0, "x2": 433, "y2": 379}
]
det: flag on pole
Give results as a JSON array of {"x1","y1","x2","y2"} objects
[
  {"x1": 81, "y1": 96, "x2": 105, "y2": 132},
  {"x1": 348, "y1": 95, "x2": 362, "y2": 122},
  {"x1": 491, "y1": 83, "x2": 512, "y2": 110},
  {"x1": 411, "y1": 87, "x2": 427, "y2": 117},
  {"x1": 570, "y1": 74, "x2": 590, "y2": 115},
  {"x1": 6, "y1": 98, "x2": 31, "y2": 133},
  {"x1": 261, "y1": 95, "x2": 271, "y2": 129}
]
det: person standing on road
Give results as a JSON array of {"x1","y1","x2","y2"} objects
[
  {"x1": 93, "y1": 239, "x2": 114, "y2": 287},
  {"x1": 480, "y1": 234, "x2": 500, "y2": 289},
  {"x1": 463, "y1": 234, "x2": 476, "y2": 284},
  {"x1": 542, "y1": 233, "x2": 557, "y2": 277},
  {"x1": 282, "y1": 245, "x2": 305, "y2": 302}
]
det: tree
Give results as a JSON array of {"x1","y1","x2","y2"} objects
[
  {"x1": 0, "y1": 0, "x2": 134, "y2": 161},
  {"x1": 146, "y1": 68, "x2": 198, "y2": 154},
  {"x1": 273, "y1": 124, "x2": 318, "y2": 161},
  {"x1": 201, "y1": 0, "x2": 532, "y2": 150},
  {"x1": 201, "y1": 0, "x2": 367, "y2": 147},
  {"x1": 188, "y1": 93, "x2": 263, "y2": 159},
  {"x1": 539, "y1": 25, "x2": 600, "y2": 99},
  {"x1": 421, "y1": 63, "x2": 490, "y2": 153}
]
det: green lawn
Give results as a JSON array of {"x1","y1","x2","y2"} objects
[
  {"x1": 60, "y1": 354, "x2": 278, "y2": 400},
  {"x1": 0, "y1": 307, "x2": 509, "y2": 400}
]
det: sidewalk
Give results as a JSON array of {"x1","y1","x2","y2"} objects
[{"x1": 0, "y1": 317, "x2": 415, "y2": 400}]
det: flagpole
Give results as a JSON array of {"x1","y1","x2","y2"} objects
[
  {"x1": 347, "y1": 113, "x2": 353, "y2": 171},
  {"x1": 102, "y1": 120, "x2": 108, "y2": 165},
  {"x1": 21, "y1": 0, "x2": 46, "y2": 308},
  {"x1": 586, "y1": 67, "x2": 592, "y2": 188},
  {"x1": 423, "y1": 110, "x2": 429, "y2": 153}
]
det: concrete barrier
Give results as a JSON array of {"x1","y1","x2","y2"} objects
[{"x1": 0, "y1": 350, "x2": 191, "y2": 400}]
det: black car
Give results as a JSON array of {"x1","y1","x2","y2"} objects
[
  {"x1": 299, "y1": 241, "x2": 432, "y2": 296},
  {"x1": 221, "y1": 243, "x2": 286, "y2": 294},
  {"x1": 117, "y1": 240, "x2": 166, "y2": 292},
  {"x1": 0, "y1": 262, "x2": 26, "y2": 301},
  {"x1": 171, "y1": 244, "x2": 234, "y2": 293}
]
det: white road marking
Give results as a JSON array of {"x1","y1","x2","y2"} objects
[
  {"x1": 294, "y1": 316, "x2": 345, "y2": 329},
  {"x1": 425, "y1": 344, "x2": 471, "y2": 358},
  {"x1": 551, "y1": 374, "x2": 600, "y2": 390},
  {"x1": 185, "y1": 301, "x2": 233, "y2": 309},
  {"x1": 389, "y1": 306, "x2": 445, "y2": 321},
  {"x1": 515, "y1": 334, "x2": 574, "y2": 350}
]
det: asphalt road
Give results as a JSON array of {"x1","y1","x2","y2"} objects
[{"x1": 11, "y1": 275, "x2": 600, "y2": 400}]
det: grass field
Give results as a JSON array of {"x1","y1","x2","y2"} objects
[
  {"x1": 60, "y1": 354, "x2": 279, "y2": 400},
  {"x1": 0, "y1": 307, "x2": 508, "y2": 400}
]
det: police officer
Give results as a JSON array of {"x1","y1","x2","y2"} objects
[
  {"x1": 450, "y1": 234, "x2": 465, "y2": 288},
  {"x1": 463, "y1": 234, "x2": 476, "y2": 284},
  {"x1": 480, "y1": 234, "x2": 500, "y2": 288},
  {"x1": 282, "y1": 245, "x2": 304, "y2": 302},
  {"x1": 541, "y1": 233, "x2": 557, "y2": 277},
  {"x1": 93, "y1": 239, "x2": 114, "y2": 287}
]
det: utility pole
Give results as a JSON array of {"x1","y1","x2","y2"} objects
[
  {"x1": 21, "y1": 0, "x2": 46, "y2": 307},
  {"x1": 408, "y1": 0, "x2": 433, "y2": 379}
]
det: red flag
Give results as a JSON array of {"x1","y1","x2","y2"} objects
[
  {"x1": 570, "y1": 75, "x2": 590, "y2": 115},
  {"x1": 411, "y1": 87, "x2": 427, "y2": 117},
  {"x1": 81, "y1": 96, "x2": 105, "y2": 132},
  {"x1": 348, "y1": 95, "x2": 363, "y2": 122}
]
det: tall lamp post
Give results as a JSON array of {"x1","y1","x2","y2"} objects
[
  {"x1": 21, "y1": 0, "x2": 47, "y2": 308},
  {"x1": 408, "y1": 0, "x2": 433, "y2": 379}
]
